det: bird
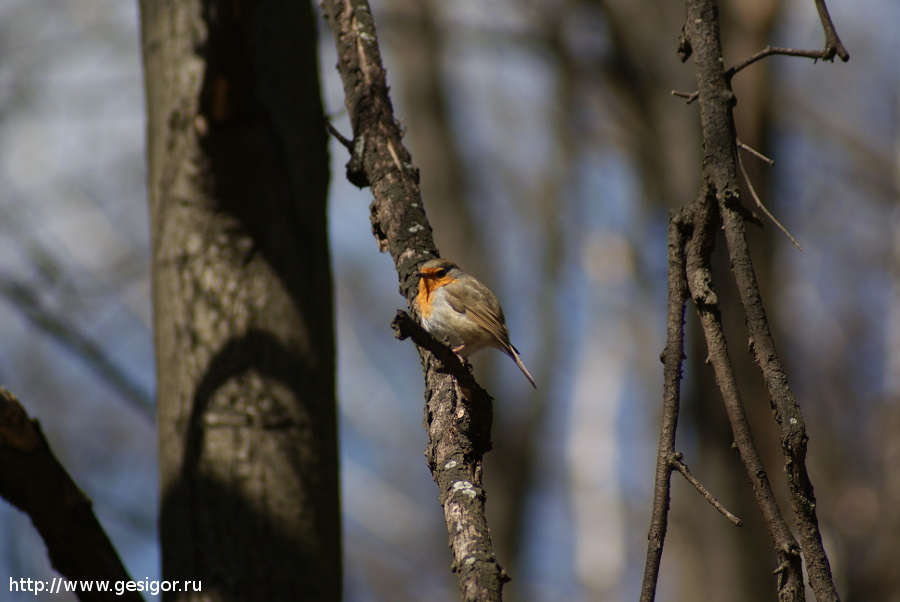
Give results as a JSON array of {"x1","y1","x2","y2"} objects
[{"x1": 414, "y1": 258, "x2": 536, "y2": 389}]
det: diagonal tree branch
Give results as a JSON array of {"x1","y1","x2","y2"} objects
[
  {"x1": 720, "y1": 183, "x2": 839, "y2": 601},
  {"x1": 321, "y1": 1, "x2": 507, "y2": 599},
  {"x1": 641, "y1": 209, "x2": 691, "y2": 602},
  {"x1": 671, "y1": 455, "x2": 743, "y2": 526},
  {"x1": 683, "y1": 183, "x2": 805, "y2": 601},
  {"x1": 736, "y1": 146, "x2": 802, "y2": 250},
  {"x1": 0, "y1": 387, "x2": 142, "y2": 601}
]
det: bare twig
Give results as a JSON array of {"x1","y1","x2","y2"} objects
[
  {"x1": 641, "y1": 207, "x2": 742, "y2": 602},
  {"x1": 684, "y1": 199, "x2": 806, "y2": 600},
  {"x1": 736, "y1": 148, "x2": 802, "y2": 250},
  {"x1": 728, "y1": 46, "x2": 837, "y2": 77},
  {"x1": 737, "y1": 138, "x2": 775, "y2": 166},
  {"x1": 727, "y1": 1, "x2": 847, "y2": 77},
  {"x1": 325, "y1": 120, "x2": 353, "y2": 150},
  {"x1": 720, "y1": 183, "x2": 839, "y2": 602},
  {"x1": 0, "y1": 276, "x2": 154, "y2": 419},
  {"x1": 642, "y1": 0, "x2": 846, "y2": 599},
  {"x1": 640, "y1": 209, "x2": 691, "y2": 602},
  {"x1": 813, "y1": 0, "x2": 850, "y2": 61},
  {"x1": 685, "y1": 0, "x2": 841, "y2": 598},
  {"x1": 672, "y1": 455, "x2": 743, "y2": 526},
  {"x1": 671, "y1": 89, "x2": 699, "y2": 104}
]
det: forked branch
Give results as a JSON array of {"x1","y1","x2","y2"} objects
[
  {"x1": 728, "y1": 0, "x2": 848, "y2": 77},
  {"x1": 643, "y1": 0, "x2": 846, "y2": 600}
]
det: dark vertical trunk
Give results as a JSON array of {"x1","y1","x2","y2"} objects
[{"x1": 139, "y1": 1, "x2": 340, "y2": 599}]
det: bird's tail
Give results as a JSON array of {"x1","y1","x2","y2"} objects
[{"x1": 508, "y1": 346, "x2": 537, "y2": 389}]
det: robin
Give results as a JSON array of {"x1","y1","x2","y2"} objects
[{"x1": 414, "y1": 258, "x2": 537, "y2": 389}]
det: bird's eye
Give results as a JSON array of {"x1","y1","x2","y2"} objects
[{"x1": 434, "y1": 268, "x2": 446, "y2": 278}]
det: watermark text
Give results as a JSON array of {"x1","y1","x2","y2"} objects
[{"x1": 10, "y1": 576, "x2": 202, "y2": 596}]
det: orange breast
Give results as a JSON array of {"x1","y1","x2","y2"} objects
[
  {"x1": 417, "y1": 278, "x2": 434, "y2": 318},
  {"x1": 417, "y1": 274, "x2": 457, "y2": 319}
]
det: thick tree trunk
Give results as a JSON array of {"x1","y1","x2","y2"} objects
[{"x1": 139, "y1": 1, "x2": 340, "y2": 600}]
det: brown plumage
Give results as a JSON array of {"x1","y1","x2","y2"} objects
[{"x1": 415, "y1": 258, "x2": 536, "y2": 389}]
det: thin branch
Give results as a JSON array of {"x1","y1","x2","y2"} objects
[
  {"x1": 728, "y1": 0, "x2": 847, "y2": 77},
  {"x1": 720, "y1": 179, "x2": 839, "y2": 602},
  {"x1": 671, "y1": 89, "x2": 699, "y2": 104},
  {"x1": 325, "y1": 120, "x2": 353, "y2": 150},
  {"x1": 641, "y1": 208, "x2": 743, "y2": 602},
  {"x1": 737, "y1": 138, "x2": 775, "y2": 166},
  {"x1": 813, "y1": 0, "x2": 850, "y2": 61},
  {"x1": 672, "y1": 455, "x2": 743, "y2": 526},
  {"x1": 728, "y1": 46, "x2": 837, "y2": 78},
  {"x1": 0, "y1": 276, "x2": 154, "y2": 420},
  {"x1": 646, "y1": 0, "x2": 846, "y2": 599},
  {"x1": 736, "y1": 148, "x2": 802, "y2": 250},
  {"x1": 684, "y1": 0, "x2": 843, "y2": 598},
  {"x1": 0, "y1": 387, "x2": 143, "y2": 601},
  {"x1": 684, "y1": 207, "x2": 805, "y2": 600},
  {"x1": 640, "y1": 209, "x2": 691, "y2": 602}
]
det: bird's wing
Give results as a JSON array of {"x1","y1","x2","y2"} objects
[
  {"x1": 445, "y1": 281, "x2": 536, "y2": 389},
  {"x1": 444, "y1": 283, "x2": 512, "y2": 348}
]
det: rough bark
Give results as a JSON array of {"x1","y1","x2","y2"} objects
[
  {"x1": 0, "y1": 388, "x2": 141, "y2": 602},
  {"x1": 139, "y1": 1, "x2": 340, "y2": 599},
  {"x1": 642, "y1": 0, "x2": 846, "y2": 600},
  {"x1": 322, "y1": 0, "x2": 508, "y2": 598},
  {"x1": 686, "y1": 0, "x2": 841, "y2": 597}
]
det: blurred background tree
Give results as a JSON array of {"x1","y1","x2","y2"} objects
[
  {"x1": 140, "y1": 0, "x2": 340, "y2": 599},
  {"x1": 0, "y1": 0, "x2": 897, "y2": 600}
]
